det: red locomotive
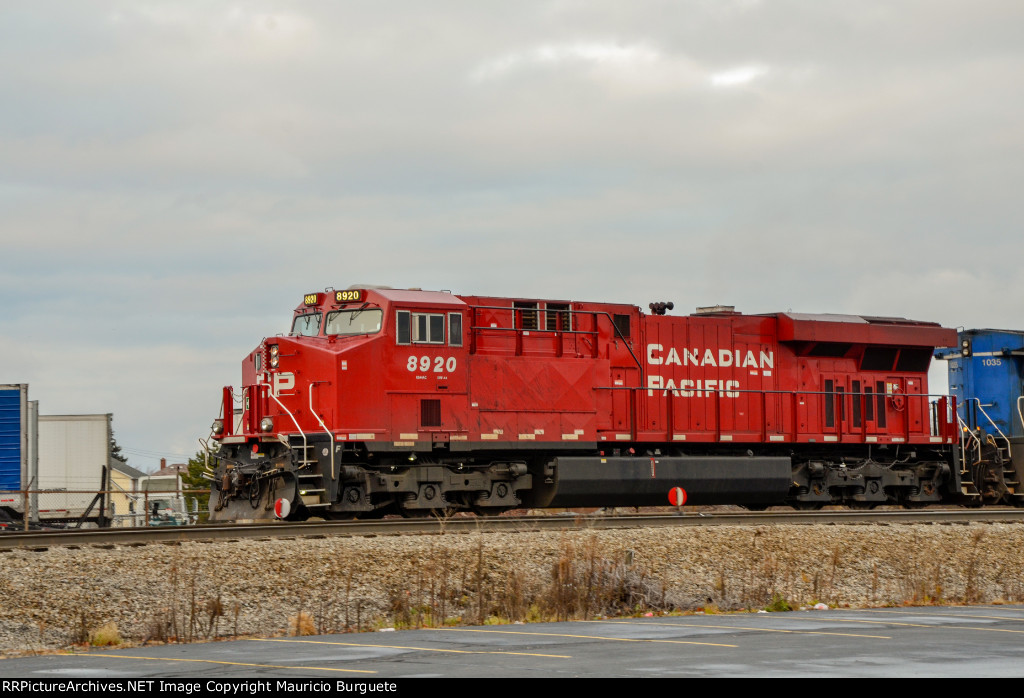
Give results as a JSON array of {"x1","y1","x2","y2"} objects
[{"x1": 205, "y1": 286, "x2": 966, "y2": 521}]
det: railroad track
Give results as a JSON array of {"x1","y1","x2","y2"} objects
[{"x1": 3, "y1": 508, "x2": 1024, "y2": 549}]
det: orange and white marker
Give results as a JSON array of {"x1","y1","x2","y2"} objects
[{"x1": 668, "y1": 487, "x2": 687, "y2": 507}]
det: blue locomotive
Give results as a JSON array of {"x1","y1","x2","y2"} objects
[{"x1": 936, "y1": 330, "x2": 1024, "y2": 504}]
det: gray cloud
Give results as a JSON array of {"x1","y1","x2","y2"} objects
[{"x1": 2, "y1": 1, "x2": 1022, "y2": 468}]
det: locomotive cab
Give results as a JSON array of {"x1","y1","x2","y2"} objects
[{"x1": 208, "y1": 287, "x2": 510, "y2": 521}]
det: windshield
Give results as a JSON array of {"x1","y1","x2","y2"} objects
[
  {"x1": 291, "y1": 313, "x2": 322, "y2": 336},
  {"x1": 325, "y1": 308, "x2": 383, "y2": 336}
]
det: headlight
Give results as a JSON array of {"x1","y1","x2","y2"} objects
[
  {"x1": 211, "y1": 419, "x2": 224, "y2": 435},
  {"x1": 259, "y1": 417, "x2": 274, "y2": 433}
]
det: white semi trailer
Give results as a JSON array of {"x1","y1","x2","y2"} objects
[{"x1": 34, "y1": 413, "x2": 113, "y2": 526}]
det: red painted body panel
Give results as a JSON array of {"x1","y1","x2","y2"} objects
[{"x1": 215, "y1": 289, "x2": 959, "y2": 451}]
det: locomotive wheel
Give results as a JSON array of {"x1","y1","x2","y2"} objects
[
  {"x1": 399, "y1": 508, "x2": 432, "y2": 519},
  {"x1": 323, "y1": 511, "x2": 358, "y2": 521},
  {"x1": 791, "y1": 502, "x2": 825, "y2": 511},
  {"x1": 358, "y1": 502, "x2": 399, "y2": 520}
]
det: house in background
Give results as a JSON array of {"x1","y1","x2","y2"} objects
[
  {"x1": 108, "y1": 458, "x2": 193, "y2": 526},
  {"x1": 109, "y1": 460, "x2": 148, "y2": 527},
  {"x1": 142, "y1": 459, "x2": 194, "y2": 525}
]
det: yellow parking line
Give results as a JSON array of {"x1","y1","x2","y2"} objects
[
  {"x1": 585, "y1": 619, "x2": 890, "y2": 640},
  {"x1": 437, "y1": 627, "x2": 736, "y2": 648},
  {"x1": 862, "y1": 608, "x2": 1024, "y2": 622},
  {"x1": 784, "y1": 616, "x2": 1024, "y2": 635},
  {"x1": 787, "y1": 617, "x2": 936, "y2": 628},
  {"x1": 257, "y1": 637, "x2": 571, "y2": 659},
  {"x1": 83, "y1": 653, "x2": 375, "y2": 673}
]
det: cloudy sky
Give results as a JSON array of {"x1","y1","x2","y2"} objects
[{"x1": 2, "y1": 1, "x2": 1022, "y2": 471}]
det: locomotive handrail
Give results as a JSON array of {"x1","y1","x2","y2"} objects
[
  {"x1": 268, "y1": 389, "x2": 308, "y2": 465},
  {"x1": 967, "y1": 398, "x2": 1011, "y2": 458},
  {"x1": 467, "y1": 319, "x2": 600, "y2": 360},
  {"x1": 232, "y1": 387, "x2": 244, "y2": 434},
  {"x1": 219, "y1": 386, "x2": 245, "y2": 435},
  {"x1": 309, "y1": 382, "x2": 334, "y2": 480},
  {"x1": 465, "y1": 304, "x2": 644, "y2": 373},
  {"x1": 240, "y1": 387, "x2": 250, "y2": 434},
  {"x1": 467, "y1": 323, "x2": 599, "y2": 337},
  {"x1": 596, "y1": 385, "x2": 954, "y2": 444},
  {"x1": 1017, "y1": 396, "x2": 1024, "y2": 436},
  {"x1": 958, "y1": 414, "x2": 982, "y2": 467},
  {"x1": 601, "y1": 385, "x2": 950, "y2": 400}
]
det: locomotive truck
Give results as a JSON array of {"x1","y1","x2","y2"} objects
[{"x1": 203, "y1": 286, "x2": 986, "y2": 522}]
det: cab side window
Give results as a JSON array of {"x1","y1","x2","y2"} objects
[
  {"x1": 449, "y1": 313, "x2": 463, "y2": 347},
  {"x1": 396, "y1": 310, "x2": 450, "y2": 345},
  {"x1": 397, "y1": 311, "x2": 412, "y2": 345}
]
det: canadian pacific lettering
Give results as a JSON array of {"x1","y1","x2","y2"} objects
[
  {"x1": 646, "y1": 344, "x2": 773, "y2": 369},
  {"x1": 647, "y1": 375, "x2": 742, "y2": 397},
  {"x1": 645, "y1": 344, "x2": 773, "y2": 397}
]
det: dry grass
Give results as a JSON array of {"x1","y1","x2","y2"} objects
[
  {"x1": 288, "y1": 612, "x2": 315, "y2": 636},
  {"x1": 88, "y1": 622, "x2": 122, "y2": 647},
  {"x1": 132, "y1": 527, "x2": 1024, "y2": 640}
]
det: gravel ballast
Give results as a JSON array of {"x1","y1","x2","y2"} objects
[{"x1": 2, "y1": 521, "x2": 1023, "y2": 655}]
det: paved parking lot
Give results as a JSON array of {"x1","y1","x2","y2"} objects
[{"x1": 3, "y1": 606, "x2": 1024, "y2": 678}]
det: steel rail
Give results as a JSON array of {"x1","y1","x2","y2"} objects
[{"x1": 2, "y1": 508, "x2": 1024, "y2": 549}]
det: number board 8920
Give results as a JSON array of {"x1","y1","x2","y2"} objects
[{"x1": 407, "y1": 355, "x2": 457, "y2": 373}]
